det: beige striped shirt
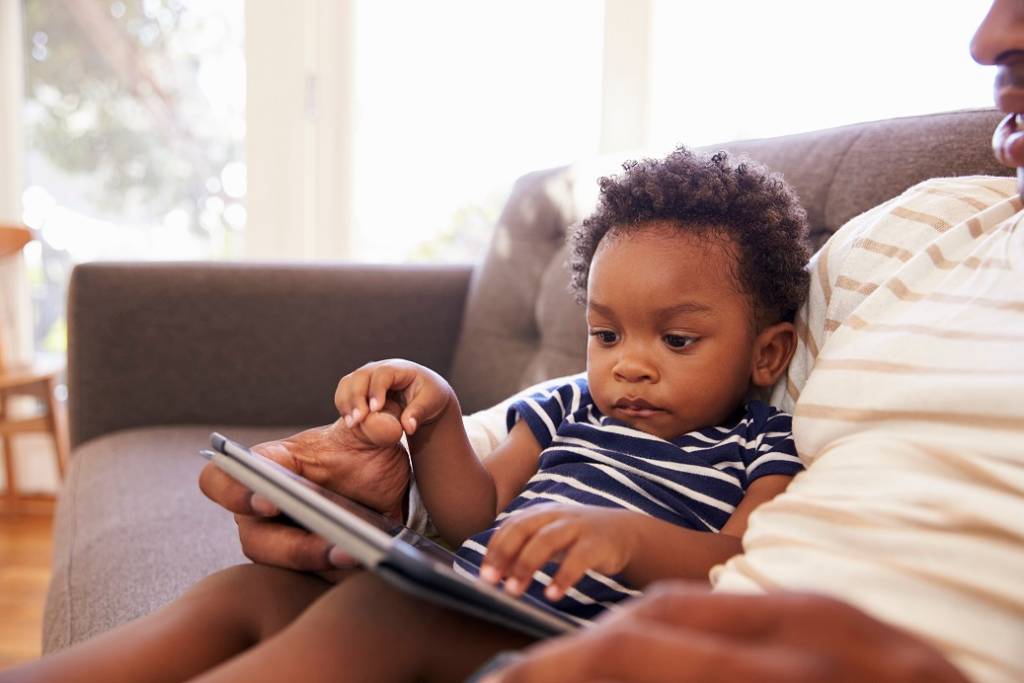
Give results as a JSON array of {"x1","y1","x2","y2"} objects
[{"x1": 712, "y1": 176, "x2": 1024, "y2": 683}]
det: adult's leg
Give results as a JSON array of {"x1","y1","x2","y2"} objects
[
  {"x1": 193, "y1": 571, "x2": 535, "y2": 683},
  {"x1": 0, "y1": 564, "x2": 332, "y2": 683}
]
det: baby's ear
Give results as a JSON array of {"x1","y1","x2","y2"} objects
[{"x1": 750, "y1": 321, "x2": 798, "y2": 388}]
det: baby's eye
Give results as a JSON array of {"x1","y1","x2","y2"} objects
[
  {"x1": 663, "y1": 334, "x2": 697, "y2": 349},
  {"x1": 589, "y1": 329, "x2": 618, "y2": 345}
]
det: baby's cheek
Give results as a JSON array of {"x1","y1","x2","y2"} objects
[{"x1": 585, "y1": 370, "x2": 614, "y2": 415}]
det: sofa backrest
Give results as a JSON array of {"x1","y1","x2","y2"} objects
[{"x1": 449, "y1": 108, "x2": 1012, "y2": 412}]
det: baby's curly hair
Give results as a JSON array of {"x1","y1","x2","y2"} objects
[{"x1": 569, "y1": 147, "x2": 811, "y2": 327}]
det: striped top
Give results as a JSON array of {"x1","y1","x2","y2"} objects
[
  {"x1": 456, "y1": 377, "x2": 802, "y2": 623},
  {"x1": 712, "y1": 176, "x2": 1024, "y2": 683}
]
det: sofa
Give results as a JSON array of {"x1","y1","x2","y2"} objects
[{"x1": 42, "y1": 108, "x2": 1011, "y2": 652}]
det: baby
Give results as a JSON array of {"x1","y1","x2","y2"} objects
[{"x1": 338, "y1": 147, "x2": 811, "y2": 630}]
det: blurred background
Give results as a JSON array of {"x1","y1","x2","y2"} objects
[{"x1": 5, "y1": 0, "x2": 992, "y2": 355}]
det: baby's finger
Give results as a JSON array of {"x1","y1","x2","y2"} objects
[
  {"x1": 334, "y1": 369, "x2": 371, "y2": 427},
  {"x1": 546, "y1": 537, "x2": 599, "y2": 602},
  {"x1": 481, "y1": 511, "x2": 560, "y2": 584},
  {"x1": 392, "y1": 375, "x2": 436, "y2": 434},
  {"x1": 504, "y1": 520, "x2": 579, "y2": 596},
  {"x1": 367, "y1": 365, "x2": 400, "y2": 414}
]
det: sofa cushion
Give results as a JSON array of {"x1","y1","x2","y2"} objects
[
  {"x1": 43, "y1": 425, "x2": 304, "y2": 653},
  {"x1": 449, "y1": 108, "x2": 1011, "y2": 413}
]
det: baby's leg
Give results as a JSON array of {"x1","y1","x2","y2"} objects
[
  {"x1": 193, "y1": 571, "x2": 534, "y2": 683},
  {"x1": 0, "y1": 564, "x2": 332, "y2": 683}
]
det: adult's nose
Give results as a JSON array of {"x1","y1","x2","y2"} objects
[{"x1": 971, "y1": 0, "x2": 1024, "y2": 66}]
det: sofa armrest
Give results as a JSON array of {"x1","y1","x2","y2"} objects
[{"x1": 67, "y1": 261, "x2": 473, "y2": 448}]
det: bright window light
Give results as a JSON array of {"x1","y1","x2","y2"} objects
[
  {"x1": 350, "y1": 0, "x2": 605, "y2": 262},
  {"x1": 647, "y1": 1, "x2": 994, "y2": 149}
]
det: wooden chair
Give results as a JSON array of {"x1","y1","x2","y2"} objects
[{"x1": 0, "y1": 224, "x2": 69, "y2": 513}]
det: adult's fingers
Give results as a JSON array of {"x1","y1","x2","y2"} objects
[
  {"x1": 249, "y1": 492, "x2": 280, "y2": 517},
  {"x1": 490, "y1": 617, "x2": 810, "y2": 683},
  {"x1": 199, "y1": 437, "x2": 302, "y2": 516},
  {"x1": 235, "y1": 514, "x2": 335, "y2": 572},
  {"x1": 327, "y1": 545, "x2": 360, "y2": 568},
  {"x1": 198, "y1": 460, "x2": 260, "y2": 516},
  {"x1": 608, "y1": 583, "x2": 843, "y2": 642}
]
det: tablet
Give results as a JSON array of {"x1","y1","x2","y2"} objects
[{"x1": 203, "y1": 432, "x2": 578, "y2": 639}]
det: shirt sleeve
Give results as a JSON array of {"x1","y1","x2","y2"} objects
[
  {"x1": 742, "y1": 404, "x2": 803, "y2": 485},
  {"x1": 407, "y1": 373, "x2": 586, "y2": 531},
  {"x1": 505, "y1": 379, "x2": 584, "y2": 450}
]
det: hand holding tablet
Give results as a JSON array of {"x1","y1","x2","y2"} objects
[{"x1": 203, "y1": 432, "x2": 578, "y2": 639}]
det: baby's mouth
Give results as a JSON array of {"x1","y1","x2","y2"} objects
[{"x1": 612, "y1": 398, "x2": 664, "y2": 418}]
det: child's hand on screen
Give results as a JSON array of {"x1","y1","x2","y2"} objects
[
  {"x1": 479, "y1": 504, "x2": 641, "y2": 602},
  {"x1": 335, "y1": 359, "x2": 455, "y2": 436}
]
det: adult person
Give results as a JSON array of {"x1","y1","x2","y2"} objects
[{"x1": 200, "y1": 2, "x2": 1024, "y2": 680}]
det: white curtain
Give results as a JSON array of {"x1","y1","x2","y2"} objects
[{"x1": 0, "y1": 0, "x2": 32, "y2": 368}]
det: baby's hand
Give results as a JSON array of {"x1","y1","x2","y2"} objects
[
  {"x1": 479, "y1": 504, "x2": 639, "y2": 602},
  {"x1": 335, "y1": 359, "x2": 454, "y2": 437}
]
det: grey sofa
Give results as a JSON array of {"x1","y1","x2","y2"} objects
[{"x1": 43, "y1": 108, "x2": 1011, "y2": 652}]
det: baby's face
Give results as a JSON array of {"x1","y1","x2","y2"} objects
[{"x1": 585, "y1": 225, "x2": 757, "y2": 440}]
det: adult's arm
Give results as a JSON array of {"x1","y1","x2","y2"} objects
[{"x1": 487, "y1": 583, "x2": 969, "y2": 683}]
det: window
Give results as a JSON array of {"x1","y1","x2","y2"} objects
[
  {"x1": 647, "y1": 1, "x2": 993, "y2": 149},
  {"x1": 17, "y1": 0, "x2": 998, "y2": 330},
  {"x1": 349, "y1": 0, "x2": 605, "y2": 262},
  {"x1": 21, "y1": 0, "x2": 245, "y2": 351}
]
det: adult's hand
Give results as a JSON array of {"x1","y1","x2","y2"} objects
[
  {"x1": 487, "y1": 582, "x2": 969, "y2": 683},
  {"x1": 198, "y1": 409, "x2": 410, "y2": 573}
]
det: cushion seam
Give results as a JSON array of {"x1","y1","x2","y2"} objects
[
  {"x1": 821, "y1": 129, "x2": 868, "y2": 228},
  {"x1": 63, "y1": 450, "x2": 80, "y2": 649}
]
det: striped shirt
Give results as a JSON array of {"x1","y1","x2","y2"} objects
[
  {"x1": 712, "y1": 176, "x2": 1024, "y2": 683},
  {"x1": 457, "y1": 377, "x2": 802, "y2": 622}
]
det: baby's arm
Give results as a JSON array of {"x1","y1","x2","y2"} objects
[
  {"x1": 482, "y1": 474, "x2": 793, "y2": 601},
  {"x1": 619, "y1": 472, "x2": 793, "y2": 585},
  {"x1": 336, "y1": 359, "x2": 541, "y2": 546}
]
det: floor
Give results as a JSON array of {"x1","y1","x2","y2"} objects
[{"x1": 0, "y1": 508, "x2": 54, "y2": 669}]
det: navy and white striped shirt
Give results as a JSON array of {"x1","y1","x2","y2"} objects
[{"x1": 456, "y1": 377, "x2": 802, "y2": 623}]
